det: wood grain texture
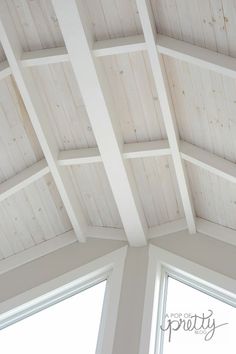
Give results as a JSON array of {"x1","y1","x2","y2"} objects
[
  {"x1": 0, "y1": 174, "x2": 71, "y2": 259},
  {"x1": 130, "y1": 156, "x2": 184, "y2": 227},
  {"x1": 1, "y1": 0, "x2": 236, "y2": 256},
  {"x1": 68, "y1": 165, "x2": 123, "y2": 229},
  {"x1": 186, "y1": 162, "x2": 236, "y2": 230},
  {"x1": 151, "y1": 0, "x2": 236, "y2": 57},
  {"x1": 83, "y1": 0, "x2": 142, "y2": 41},
  {"x1": 0, "y1": 75, "x2": 43, "y2": 183},
  {"x1": 30, "y1": 62, "x2": 97, "y2": 150},
  {"x1": 100, "y1": 52, "x2": 166, "y2": 143},
  {"x1": 4, "y1": 0, "x2": 64, "y2": 51},
  {"x1": 164, "y1": 56, "x2": 236, "y2": 163}
]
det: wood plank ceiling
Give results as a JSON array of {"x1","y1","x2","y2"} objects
[{"x1": 0, "y1": 0, "x2": 236, "y2": 267}]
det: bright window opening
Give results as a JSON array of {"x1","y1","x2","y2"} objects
[
  {"x1": 160, "y1": 276, "x2": 236, "y2": 354},
  {"x1": 0, "y1": 281, "x2": 106, "y2": 354}
]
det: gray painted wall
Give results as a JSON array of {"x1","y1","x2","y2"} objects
[
  {"x1": 152, "y1": 230, "x2": 236, "y2": 279},
  {"x1": 0, "y1": 231, "x2": 235, "y2": 353},
  {"x1": 0, "y1": 238, "x2": 126, "y2": 302}
]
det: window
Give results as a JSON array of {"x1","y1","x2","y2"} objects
[
  {"x1": 140, "y1": 246, "x2": 236, "y2": 354},
  {"x1": 0, "y1": 247, "x2": 127, "y2": 354},
  {"x1": 160, "y1": 276, "x2": 236, "y2": 354},
  {"x1": 0, "y1": 281, "x2": 106, "y2": 354}
]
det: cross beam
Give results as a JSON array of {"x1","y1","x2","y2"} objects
[
  {"x1": 52, "y1": 0, "x2": 148, "y2": 246},
  {"x1": 0, "y1": 7, "x2": 87, "y2": 242},
  {"x1": 136, "y1": 0, "x2": 196, "y2": 233},
  {"x1": 14, "y1": 33, "x2": 236, "y2": 83},
  {"x1": 1, "y1": 139, "x2": 236, "y2": 217},
  {"x1": 0, "y1": 2, "x2": 235, "y2": 245}
]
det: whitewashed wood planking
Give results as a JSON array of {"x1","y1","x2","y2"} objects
[
  {"x1": 180, "y1": 141, "x2": 236, "y2": 184},
  {"x1": 165, "y1": 56, "x2": 236, "y2": 163},
  {"x1": 53, "y1": 0, "x2": 148, "y2": 246},
  {"x1": 0, "y1": 5, "x2": 87, "y2": 242},
  {"x1": 186, "y1": 162, "x2": 236, "y2": 231},
  {"x1": 82, "y1": 0, "x2": 142, "y2": 41},
  {"x1": 4, "y1": 0, "x2": 64, "y2": 51},
  {"x1": 59, "y1": 140, "x2": 236, "y2": 191},
  {"x1": 130, "y1": 156, "x2": 184, "y2": 227},
  {"x1": 0, "y1": 0, "x2": 236, "y2": 259},
  {"x1": 0, "y1": 136, "x2": 233, "y2": 213},
  {"x1": 16, "y1": 33, "x2": 236, "y2": 82},
  {"x1": 100, "y1": 52, "x2": 166, "y2": 143},
  {"x1": 0, "y1": 75, "x2": 43, "y2": 183},
  {"x1": 0, "y1": 139, "x2": 170, "y2": 206},
  {"x1": 157, "y1": 34, "x2": 236, "y2": 80},
  {"x1": 0, "y1": 175, "x2": 71, "y2": 259},
  {"x1": 69, "y1": 165, "x2": 123, "y2": 229},
  {"x1": 0, "y1": 159, "x2": 49, "y2": 202},
  {"x1": 151, "y1": 0, "x2": 236, "y2": 57},
  {"x1": 136, "y1": 0, "x2": 196, "y2": 233},
  {"x1": 30, "y1": 62, "x2": 97, "y2": 150}
]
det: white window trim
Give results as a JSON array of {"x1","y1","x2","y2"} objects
[
  {"x1": 140, "y1": 245, "x2": 236, "y2": 354},
  {"x1": 0, "y1": 246, "x2": 128, "y2": 354}
]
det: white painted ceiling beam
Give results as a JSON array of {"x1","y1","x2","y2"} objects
[
  {"x1": 15, "y1": 33, "x2": 236, "y2": 82},
  {"x1": 58, "y1": 140, "x2": 170, "y2": 166},
  {"x1": 148, "y1": 218, "x2": 187, "y2": 239},
  {"x1": 93, "y1": 34, "x2": 146, "y2": 57},
  {"x1": 20, "y1": 35, "x2": 145, "y2": 68},
  {"x1": 0, "y1": 33, "x2": 235, "y2": 84},
  {"x1": 0, "y1": 159, "x2": 49, "y2": 202},
  {"x1": 21, "y1": 46, "x2": 69, "y2": 67},
  {"x1": 94, "y1": 33, "x2": 236, "y2": 79},
  {"x1": 0, "y1": 226, "x2": 127, "y2": 276},
  {"x1": 1, "y1": 33, "x2": 236, "y2": 82},
  {"x1": 0, "y1": 9, "x2": 87, "y2": 242},
  {"x1": 85, "y1": 226, "x2": 126, "y2": 241},
  {"x1": 157, "y1": 34, "x2": 236, "y2": 79},
  {"x1": 58, "y1": 147, "x2": 102, "y2": 166},
  {"x1": 52, "y1": 0, "x2": 148, "y2": 246},
  {"x1": 93, "y1": 33, "x2": 236, "y2": 80},
  {"x1": 123, "y1": 140, "x2": 170, "y2": 159},
  {"x1": 136, "y1": 0, "x2": 196, "y2": 233},
  {"x1": 180, "y1": 141, "x2": 236, "y2": 184},
  {"x1": 148, "y1": 217, "x2": 236, "y2": 248},
  {"x1": 196, "y1": 218, "x2": 236, "y2": 247},
  {"x1": 1, "y1": 140, "x2": 236, "y2": 203}
]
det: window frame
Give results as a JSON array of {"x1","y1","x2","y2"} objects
[
  {"x1": 140, "y1": 245, "x2": 236, "y2": 354},
  {"x1": 0, "y1": 246, "x2": 128, "y2": 354}
]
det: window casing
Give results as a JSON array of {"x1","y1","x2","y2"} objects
[
  {"x1": 0, "y1": 246, "x2": 127, "y2": 354},
  {"x1": 140, "y1": 245, "x2": 236, "y2": 354}
]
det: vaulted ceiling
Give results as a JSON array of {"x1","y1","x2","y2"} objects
[{"x1": 0, "y1": 0, "x2": 236, "y2": 271}]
